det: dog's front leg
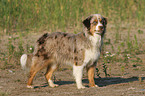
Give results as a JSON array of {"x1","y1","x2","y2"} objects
[
  {"x1": 73, "y1": 65, "x2": 86, "y2": 89},
  {"x1": 87, "y1": 64, "x2": 98, "y2": 87}
]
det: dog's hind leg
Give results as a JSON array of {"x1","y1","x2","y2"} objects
[
  {"x1": 27, "y1": 67, "x2": 38, "y2": 88},
  {"x1": 27, "y1": 56, "x2": 52, "y2": 88},
  {"x1": 27, "y1": 57, "x2": 43, "y2": 88},
  {"x1": 45, "y1": 64, "x2": 58, "y2": 87}
]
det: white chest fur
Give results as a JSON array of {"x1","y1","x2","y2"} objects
[{"x1": 83, "y1": 34, "x2": 102, "y2": 66}]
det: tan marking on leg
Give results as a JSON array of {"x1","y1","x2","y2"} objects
[
  {"x1": 27, "y1": 57, "x2": 53, "y2": 88},
  {"x1": 27, "y1": 64, "x2": 44, "y2": 88},
  {"x1": 27, "y1": 62, "x2": 40, "y2": 88},
  {"x1": 45, "y1": 65, "x2": 58, "y2": 87},
  {"x1": 87, "y1": 65, "x2": 97, "y2": 87}
]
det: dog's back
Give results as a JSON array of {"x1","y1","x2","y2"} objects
[{"x1": 34, "y1": 32, "x2": 91, "y2": 66}]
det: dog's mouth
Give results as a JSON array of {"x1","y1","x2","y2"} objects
[{"x1": 94, "y1": 30, "x2": 103, "y2": 35}]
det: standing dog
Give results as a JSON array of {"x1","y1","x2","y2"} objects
[{"x1": 20, "y1": 14, "x2": 107, "y2": 89}]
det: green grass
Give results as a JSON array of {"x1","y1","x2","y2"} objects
[
  {"x1": 0, "y1": 92, "x2": 9, "y2": 96},
  {"x1": 0, "y1": 0, "x2": 145, "y2": 33}
]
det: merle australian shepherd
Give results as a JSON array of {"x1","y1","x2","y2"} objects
[{"x1": 20, "y1": 14, "x2": 107, "y2": 89}]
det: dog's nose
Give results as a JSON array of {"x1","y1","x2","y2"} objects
[{"x1": 99, "y1": 26, "x2": 104, "y2": 30}]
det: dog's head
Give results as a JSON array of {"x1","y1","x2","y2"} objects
[{"x1": 83, "y1": 14, "x2": 107, "y2": 36}]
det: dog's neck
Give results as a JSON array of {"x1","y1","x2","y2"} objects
[
  {"x1": 89, "y1": 33, "x2": 103, "y2": 49},
  {"x1": 82, "y1": 28, "x2": 104, "y2": 52},
  {"x1": 84, "y1": 29, "x2": 102, "y2": 44}
]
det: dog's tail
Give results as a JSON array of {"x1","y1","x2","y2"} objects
[
  {"x1": 20, "y1": 54, "x2": 27, "y2": 70},
  {"x1": 20, "y1": 54, "x2": 33, "y2": 72}
]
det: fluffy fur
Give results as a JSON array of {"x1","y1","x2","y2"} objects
[
  {"x1": 20, "y1": 54, "x2": 33, "y2": 72},
  {"x1": 20, "y1": 54, "x2": 27, "y2": 70},
  {"x1": 20, "y1": 14, "x2": 107, "y2": 89}
]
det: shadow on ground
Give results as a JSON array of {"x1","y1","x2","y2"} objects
[
  {"x1": 34, "y1": 81, "x2": 75, "y2": 89},
  {"x1": 92, "y1": 76, "x2": 145, "y2": 87},
  {"x1": 33, "y1": 76, "x2": 145, "y2": 88}
]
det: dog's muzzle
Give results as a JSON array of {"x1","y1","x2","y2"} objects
[{"x1": 95, "y1": 29, "x2": 104, "y2": 35}]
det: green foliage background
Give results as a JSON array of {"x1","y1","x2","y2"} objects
[{"x1": 0, "y1": 0, "x2": 145, "y2": 33}]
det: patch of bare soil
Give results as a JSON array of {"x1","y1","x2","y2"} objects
[{"x1": 0, "y1": 65, "x2": 145, "y2": 96}]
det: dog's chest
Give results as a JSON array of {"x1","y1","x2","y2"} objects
[
  {"x1": 84, "y1": 47, "x2": 100, "y2": 64},
  {"x1": 83, "y1": 35, "x2": 102, "y2": 65}
]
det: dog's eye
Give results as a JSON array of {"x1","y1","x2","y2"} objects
[
  {"x1": 100, "y1": 20, "x2": 103, "y2": 23},
  {"x1": 93, "y1": 21, "x2": 97, "y2": 25}
]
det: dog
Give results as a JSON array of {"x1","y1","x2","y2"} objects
[{"x1": 20, "y1": 14, "x2": 107, "y2": 89}]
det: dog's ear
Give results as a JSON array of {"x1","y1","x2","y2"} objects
[
  {"x1": 83, "y1": 16, "x2": 93, "y2": 29},
  {"x1": 103, "y1": 17, "x2": 107, "y2": 26}
]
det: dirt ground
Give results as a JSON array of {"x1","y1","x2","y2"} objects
[
  {"x1": 0, "y1": 24, "x2": 145, "y2": 96},
  {"x1": 1, "y1": 65, "x2": 145, "y2": 96}
]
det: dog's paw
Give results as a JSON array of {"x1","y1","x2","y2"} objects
[
  {"x1": 27, "y1": 85, "x2": 34, "y2": 89},
  {"x1": 90, "y1": 85, "x2": 99, "y2": 88},
  {"x1": 50, "y1": 84, "x2": 59, "y2": 88},
  {"x1": 93, "y1": 85, "x2": 99, "y2": 87},
  {"x1": 77, "y1": 85, "x2": 86, "y2": 89}
]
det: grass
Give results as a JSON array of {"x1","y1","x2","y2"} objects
[
  {"x1": 0, "y1": 0, "x2": 145, "y2": 33},
  {"x1": 0, "y1": 92, "x2": 9, "y2": 96},
  {"x1": 0, "y1": 0, "x2": 145, "y2": 77}
]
